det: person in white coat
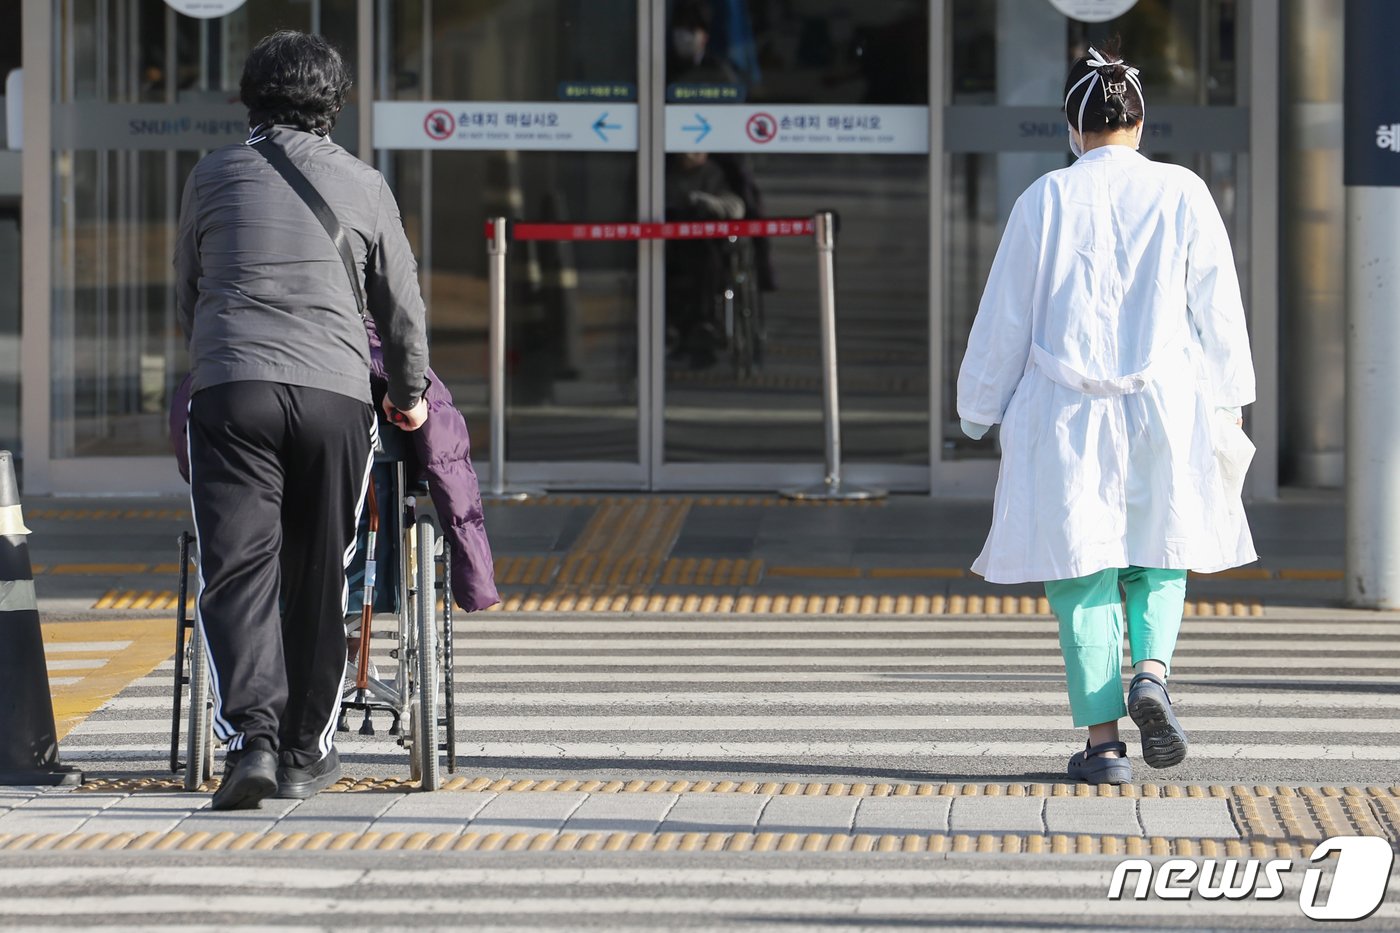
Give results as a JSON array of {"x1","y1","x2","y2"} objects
[{"x1": 956, "y1": 42, "x2": 1256, "y2": 785}]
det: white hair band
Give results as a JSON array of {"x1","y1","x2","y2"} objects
[{"x1": 1065, "y1": 47, "x2": 1145, "y2": 135}]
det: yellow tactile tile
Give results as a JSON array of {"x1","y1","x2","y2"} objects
[
  {"x1": 465, "y1": 589, "x2": 1241, "y2": 616},
  {"x1": 51, "y1": 563, "x2": 151, "y2": 575},
  {"x1": 1277, "y1": 568, "x2": 1345, "y2": 581}
]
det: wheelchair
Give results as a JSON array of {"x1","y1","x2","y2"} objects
[
  {"x1": 665, "y1": 234, "x2": 764, "y2": 377},
  {"x1": 169, "y1": 422, "x2": 457, "y2": 791},
  {"x1": 718, "y1": 234, "x2": 764, "y2": 378}
]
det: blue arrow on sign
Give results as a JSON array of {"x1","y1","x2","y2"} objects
[
  {"x1": 682, "y1": 113, "x2": 711, "y2": 143},
  {"x1": 593, "y1": 112, "x2": 622, "y2": 142}
]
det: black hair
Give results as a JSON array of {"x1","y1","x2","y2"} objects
[
  {"x1": 673, "y1": 0, "x2": 714, "y2": 31},
  {"x1": 1063, "y1": 37, "x2": 1143, "y2": 135},
  {"x1": 240, "y1": 30, "x2": 351, "y2": 135}
]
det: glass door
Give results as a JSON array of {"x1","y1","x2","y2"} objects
[
  {"x1": 655, "y1": 0, "x2": 933, "y2": 491},
  {"x1": 374, "y1": 0, "x2": 646, "y2": 489},
  {"x1": 936, "y1": 0, "x2": 1249, "y2": 494},
  {"x1": 375, "y1": 0, "x2": 933, "y2": 492},
  {"x1": 38, "y1": 0, "x2": 359, "y2": 492}
]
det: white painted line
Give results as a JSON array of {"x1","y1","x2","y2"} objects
[
  {"x1": 55, "y1": 745, "x2": 393, "y2": 761},
  {"x1": 447, "y1": 636, "x2": 1391, "y2": 652},
  {"x1": 449, "y1": 741, "x2": 1400, "y2": 761},
  {"x1": 43, "y1": 641, "x2": 131, "y2": 654},
  {"x1": 388, "y1": 714, "x2": 1400, "y2": 734},
  {"x1": 91, "y1": 689, "x2": 1400, "y2": 711},
  {"x1": 122, "y1": 671, "x2": 1400, "y2": 687},
  {"x1": 45, "y1": 659, "x2": 107, "y2": 671},
  {"x1": 47, "y1": 677, "x2": 83, "y2": 687},
  {"x1": 0, "y1": 928, "x2": 329, "y2": 933},
  {"x1": 358, "y1": 654, "x2": 1400, "y2": 670},
  {"x1": 63, "y1": 715, "x2": 1400, "y2": 736},
  {"x1": 4, "y1": 864, "x2": 1365, "y2": 891},
  {"x1": 54, "y1": 747, "x2": 177, "y2": 760},
  {"x1": 0, "y1": 894, "x2": 1389, "y2": 920},
  {"x1": 0, "y1": 867, "x2": 364, "y2": 889},
  {"x1": 446, "y1": 619, "x2": 1400, "y2": 636},
  {"x1": 53, "y1": 740, "x2": 1400, "y2": 761}
]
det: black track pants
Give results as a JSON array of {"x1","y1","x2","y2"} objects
[{"x1": 187, "y1": 381, "x2": 374, "y2": 768}]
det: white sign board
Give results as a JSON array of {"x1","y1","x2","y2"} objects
[
  {"x1": 373, "y1": 102, "x2": 637, "y2": 152},
  {"x1": 664, "y1": 105, "x2": 929, "y2": 154},
  {"x1": 164, "y1": 0, "x2": 248, "y2": 17},
  {"x1": 1045, "y1": 0, "x2": 1139, "y2": 22}
]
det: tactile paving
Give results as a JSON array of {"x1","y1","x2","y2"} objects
[{"x1": 48, "y1": 780, "x2": 1399, "y2": 856}]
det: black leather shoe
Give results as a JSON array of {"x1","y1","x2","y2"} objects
[
  {"x1": 276, "y1": 748, "x2": 342, "y2": 799},
  {"x1": 210, "y1": 741, "x2": 278, "y2": 811}
]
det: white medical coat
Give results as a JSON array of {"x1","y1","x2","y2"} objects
[{"x1": 957, "y1": 145, "x2": 1257, "y2": 584}]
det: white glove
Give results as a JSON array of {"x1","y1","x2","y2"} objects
[{"x1": 960, "y1": 418, "x2": 992, "y2": 441}]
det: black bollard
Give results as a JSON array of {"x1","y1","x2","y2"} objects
[{"x1": 0, "y1": 451, "x2": 82, "y2": 785}]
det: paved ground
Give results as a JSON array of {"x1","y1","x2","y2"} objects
[
  {"x1": 6, "y1": 490, "x2": 1398, "y2": 930},
  {"x1": 27, "y1": 491, "x2": 1346, "y2": 617}
]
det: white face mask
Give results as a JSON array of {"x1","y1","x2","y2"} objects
[{"x1": 1068, "y1": 125, "x2": 1084, "y2": 159}]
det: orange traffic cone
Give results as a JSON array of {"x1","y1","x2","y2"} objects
[{"x1": 0, "y1": 451, "x2": 81, "y2": 785}]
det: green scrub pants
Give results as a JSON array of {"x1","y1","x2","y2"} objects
[{"x1": 1043, "y1": 566, "x2": 1187, "y2": 727}]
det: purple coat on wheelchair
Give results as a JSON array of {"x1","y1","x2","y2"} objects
[
  {"x1": 365, "y1": 320, "x2": 498, "y2": 612},
  {"x1": 171, "y1": 320, "x2": 499, "y2": 612}
]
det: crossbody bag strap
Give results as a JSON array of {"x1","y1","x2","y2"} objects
[{"x1": 251, "y1": 138, "x2": 367, "y2": 317}]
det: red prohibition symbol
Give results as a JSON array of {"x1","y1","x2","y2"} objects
[
  {"x1": 746, "y1": 112, "x2": 777, "y2": 144},
  {"x1": 424, "y1": 109, "x2": 455, "y2": 141}
]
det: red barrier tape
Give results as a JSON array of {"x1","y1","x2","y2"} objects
[{"x1": 484, "y1": 218, "x2": 815, "y2": 242}]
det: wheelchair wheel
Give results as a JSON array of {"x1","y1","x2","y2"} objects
[
  {"x1": 184, "y1": 619, "x2": 214, "y2": 790},
  {"x1": 411, "y1": 517, "x2": 441, "y2": 790},
  {"x1": 441, "y1": 542, "x2": 457, "y2": 773}
]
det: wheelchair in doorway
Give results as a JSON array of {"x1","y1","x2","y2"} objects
[{"x1": 169, "y1": 422, "x2": 458, "y2": 791}]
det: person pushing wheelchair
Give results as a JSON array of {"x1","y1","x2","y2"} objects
[{"x1": 174, "y1": 31, "x2": 431, "y2": 810}]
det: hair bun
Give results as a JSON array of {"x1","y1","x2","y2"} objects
[{"x1": 1063, "y1": 43, "x2": 1145, "y2": 135}]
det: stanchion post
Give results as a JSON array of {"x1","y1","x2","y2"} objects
[
  {"x1": 484, "y1": 217, "x2": 543, "y2": 501},
  {"x1": 781, "y1": 213, "x2": 886, "y2": 501}
]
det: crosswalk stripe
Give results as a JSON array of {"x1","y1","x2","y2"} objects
[
  {"x1": 50, "y1": 608, "x2": 1400, "y2": 792},
  {"x1": 0, "y1": 893, "x2": 1390, "y2": 919},
  {"x1": 120, "y1": 670, "x2": 1400, "y2": 686},
  {"x1": 88, "y1": 689, "x2": 1400, "y2": 711},
  {"x1": 436, "y1": 618, "x2": 1400, "y2": 635},
  {"x1": 440, "y1": 636, "x2": 1392, "y2": 651},
  {"x1": 43, "y1": 641, "x2": 132, "y2": 654},
  {"x1": 6, "y1": 864, "x2": 1397, "y2": 891},
  {"x1": 64, "y1": 715, "x2": 1400, "y2": 735},
  {"x1": 45, "y1": 659, "x2": 108, "y2": 671},
  {"x1": 328, "y1": 654, "x2": 1400, "y2": 669},
  {"x1": 55, "y1": 740, "x2": 1400, "y2": 761}
]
